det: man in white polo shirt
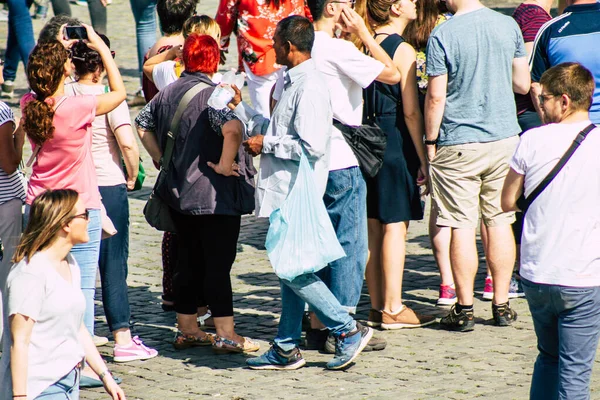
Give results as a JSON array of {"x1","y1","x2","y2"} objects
[
  {"x1": 305, "y1": 0, "x2": 400, "y2": 350},
  {"x1": 502, "y1": 63, "x2": 600, "y2": 399}
]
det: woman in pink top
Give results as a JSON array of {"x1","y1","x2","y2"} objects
[
  {"x1": 21, "y1": 25, "x2": 126, "y2": 385},
  {"x1": 65, "y1": 34, "x2": 158, "y2": 364}
]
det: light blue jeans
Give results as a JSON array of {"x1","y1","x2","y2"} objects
[
  {"x1": 522, "y1": 278, "x2": 600, "y2": 400},
  {"x1": 129, "y1": 0, "x2": 157, "y2": 86},
  {"x1": 70, "y1": 208, "x2": 101, "y2": 335},
  {"x1": 35, "y1": 367, "x2": 80, "y2": 399},
  {"x1": 318, "y1": 166, "x2": 368, "y2": 313},
  {"x1": 275, "y1": 273, "x2": 355, "y2": 352}
]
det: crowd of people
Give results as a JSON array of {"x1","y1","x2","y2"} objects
[{"x1": 0, "y1": 0, "x2": 599, "y2": 398}]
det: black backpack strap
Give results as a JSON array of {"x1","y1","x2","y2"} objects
[{"x1": 518, "y1": 123, "x2": 596, "y2": 212}]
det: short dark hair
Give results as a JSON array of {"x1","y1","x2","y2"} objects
[
  {"x1": 157, "y1": 0, "x2": 198, "y2": 35},
  {"x1": 275, "y1": 16, "x2": 314, "y2": 54},
  {"x1": 38, "y1": 15, "x2": 81, "y2": 44},
  {"x1": 72, "y1": 34, "x2": 111, "y2": 77},
  {"x1": 307, "y1": 0, "x2": 328, "y2": 21},
  {"x1": 540, "y1": 62, "x2": 595, "y2": 112}
]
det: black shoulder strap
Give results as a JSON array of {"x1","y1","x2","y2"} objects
[
  {"x1": 518, "y1": 123, "x2": 596, "y2": 212},
  {"x1": 161, "y1": 82, "x2": 209, "y2": 172}
]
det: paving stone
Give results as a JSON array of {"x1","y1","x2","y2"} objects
[{"x1": 2, "y1": 0, "x2": 599, "y2": 398}]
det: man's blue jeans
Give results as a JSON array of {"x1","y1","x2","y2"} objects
[
  {"x1": 99, "y1": 184, "x2": 131, "y2": 332},
  {"x1": 129, "y1": 0, "x2": 157, "y2": 86},
  {"x1": 522, "y1": 278, "x2": 600, "y2": 400},
  {"x1": 318, "y1": 166, "x2": 368, "y2": 313},
  {"x1": 4, "y1": 0, "x2": 35, "y2": 82},
  {"x1": 275, "y1": 274, "x2": 355, "y2": 352}
]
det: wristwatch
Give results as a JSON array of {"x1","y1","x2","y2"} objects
[{"x1": 424, "y1": 139, "x2": 438, "y2": 145}]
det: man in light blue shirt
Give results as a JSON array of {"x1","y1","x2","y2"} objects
[{"x1": 229, "y1": 16, "x2": 373, "y2": 371}]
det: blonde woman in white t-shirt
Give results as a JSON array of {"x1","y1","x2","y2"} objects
[
  {"x1": 66, "y1": 34, "x2": 158, "y2": 371},
  {"x1": 143, "y1": 15, "x2": 223, "y2": 91},
  {"x1": 0, "y1": 189, "x2": 125, "y2": 400}
]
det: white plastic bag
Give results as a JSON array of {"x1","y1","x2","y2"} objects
[{"x1": 265, "y1": 151, "x2": 345, "y2": 281}]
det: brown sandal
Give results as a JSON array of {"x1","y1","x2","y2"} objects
[
  {"x1": 173, "y1": 331, "x2": 215, "y2": 350},
  {"x1": 212, "y1": 336, "x2": 260, "y2": 354}
]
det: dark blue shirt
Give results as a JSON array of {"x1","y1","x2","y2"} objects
[{"x1": 530, "y1": 2, "x2": 600, "y2": 123}]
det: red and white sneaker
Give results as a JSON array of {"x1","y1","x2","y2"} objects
[
  {"x1": 113, "y1": 336, "x2": 158, "y2": 363},
  {"x1": 437, "y1": 284, "x2": 457, "y2": 306},
  {"x1": 482, "y1": 276, "x2": 494, "y2": 300}
]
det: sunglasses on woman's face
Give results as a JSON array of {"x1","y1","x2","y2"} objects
[{"x1": 71, "y1": 209, "x2": 90, "y2": 221}]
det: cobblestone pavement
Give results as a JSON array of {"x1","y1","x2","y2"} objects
[{"x1": 2, "y1": 0, "x2": 599, "y2": 399}]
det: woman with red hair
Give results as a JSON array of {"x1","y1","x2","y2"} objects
[{"x1": 135, "y1": 34, "x2": 259, "y2": 354}]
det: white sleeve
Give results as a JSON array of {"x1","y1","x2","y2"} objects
[
  {"x1": 510, "y1": 135, "x2": 527, "y2": 175},
  {"x1": 7, "y1": 273, "x2": 45, "y2": 322},
  {"x1": 152, "y1": 61, "x2": 178, "y2": 91},
  {"x1": 334, "y1": 41, "x2": 385, "y2": 89}
]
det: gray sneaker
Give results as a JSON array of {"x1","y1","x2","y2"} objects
[
  {"x1": 1, "y1": 81, "x2": 14, "y2": 99},
  {"x1": 508, "y1": 277, "x2": 525, "y2": 299},
  {"x1": 324, "y1": 333, "x2": 386, "y2": 353}
]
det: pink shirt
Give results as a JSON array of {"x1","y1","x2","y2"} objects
[{"x1": 22, "y1": 93, "x2": 101, "y2": 209}]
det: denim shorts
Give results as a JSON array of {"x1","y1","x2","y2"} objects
[{"x1": 35, "y1": 367, "x2": 80, "y2": 400}]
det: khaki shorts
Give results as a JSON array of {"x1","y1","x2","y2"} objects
[{"x1": 430, "y1": 136, "x2": 518, "y2": 229}]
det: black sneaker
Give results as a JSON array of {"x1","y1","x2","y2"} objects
[
  {"x1": 492, "y1": 302, "x2": 517, "y2": 326},
  {"x1": 304, "y1": 328, "x2": 328, "y2": 350},
  {"x1": 301, "y1": 311, "x2": 311, "y2": 332},
  {"x1": 439, "y1": 304, "x2": 475, "y2": 332}
]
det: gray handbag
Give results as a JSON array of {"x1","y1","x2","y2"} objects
[{"x1": 143, "y1": 82, "x2": 209, "y2": 232}]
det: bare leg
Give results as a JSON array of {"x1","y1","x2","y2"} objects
[
  {"x1": 382, "y1": 221, "x2": 409, "y2": 313},
  {"x1": 177, "y1": 313, "x2": 210, "y2": 339},
  {"x1": 429, "y1": 206, "x2": 454, "y2": 287},
  {"x1": 366, "y1": 218, "x2": 384, "y2": 311},
  {"x1": 113, "y1": 328, "x2": 133, "y2": 346},
  {"x1": 450, "y1": 228, "x2": 478, "y2": 305},
  {"x1": 481, "y1": 220, "x2": 492, "y2": 278},
  {"x1": 213, "y1": 316, "x2": 243, "y2": 342},
  {"x1": 485, "y1": 225, "x2": 516, "y2": 305}
]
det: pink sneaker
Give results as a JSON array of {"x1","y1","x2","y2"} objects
[
  {"x1": 437, "y1": 284, "x2": 457, "y2": 306},
  {"x1": 113, "y1": 336, "x2": 158, "y2": 363},
  {"x1": 483, "y1": 276, "x2": 494, "y2": 300}
]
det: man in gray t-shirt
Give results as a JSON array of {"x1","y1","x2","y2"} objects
[{"x1": 424, "y1": 0, "x2": 530, "y2": 332}]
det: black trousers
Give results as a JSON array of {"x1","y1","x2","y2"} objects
[{"x1": 170, "y1": 211, "x2": 241, "y2": 317}]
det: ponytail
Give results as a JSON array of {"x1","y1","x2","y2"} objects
[{"x1": 23, "y1": 40, "x2": 69, "y2": 146}]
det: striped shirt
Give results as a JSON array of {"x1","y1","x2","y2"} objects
[
  {"x1": 0, "y1": 101, "x2": 26, "y2": 206},
  {"x1": 512, "y1": 3, "x2": 551, "y2": 115}
]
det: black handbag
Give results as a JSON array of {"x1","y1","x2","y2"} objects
[
  {"x1": 516, "y1": 123, "x2": 596, "y2": 214},
  {"x1": 333, "y1": 119, "x2": 387, "y2": 178},
  {"x1": 143, "y1": 82, "x2": 209, "y2": 232}
]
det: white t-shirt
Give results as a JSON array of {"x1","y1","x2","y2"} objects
[
  {"x1": 311, "y1": 31, "x2": 385, "y2": 171},
  {"x1": 153, "y1": 62, "x2": 224, "y2": 91},
  {"x1": 0, "y1": 252, "x2": 86, "y2": 399},
  {"x1": 510, "y1": 120, "x2": 600, "y2": 287},
  {"x1": 64, "y1": 82, "x2": 131, "y2": 187},
  {"x1": 152, "y1": 60, "x2": 178, "y2": 91}
]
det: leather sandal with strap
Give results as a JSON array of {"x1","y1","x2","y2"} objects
[
  {"x1": 173, "y1": 331, "x2": 215, "y2": 350},
  {"x1": 212, "y1": 336, "x2": 260, "y2": 354}
]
